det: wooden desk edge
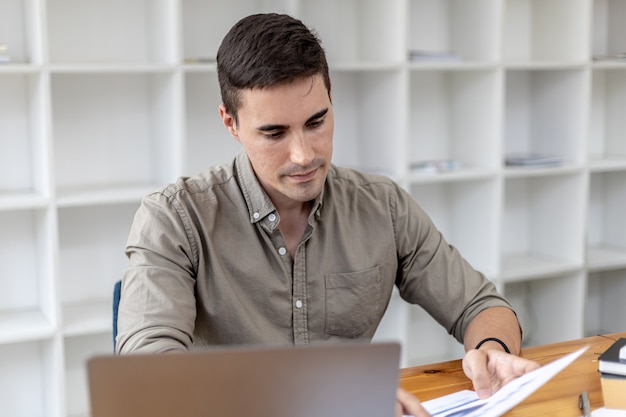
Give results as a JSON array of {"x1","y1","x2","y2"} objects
[{"x1": 399, "y1": 332, "x2": 626, "y2": 416}]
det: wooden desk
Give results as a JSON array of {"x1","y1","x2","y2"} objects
[{"x1": 400, "y1": 332, "x2": 625, "y2": 416}]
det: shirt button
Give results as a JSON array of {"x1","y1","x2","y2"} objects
[
  {"x1": 253, "y1": 212, "x2": 260, "y2": 219},
  {"x1": 278, "y1": 247, "x2": 287, "y2": 255},
  {"x1": 295, "y1": 300, "x2": 303, "y2": 308},
  {"x1": 268, "y1": 213, "x2": 277, "y2": 222}
]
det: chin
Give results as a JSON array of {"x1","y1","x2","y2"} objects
[{"x1": 287, "y1": 183, "x2": 323, "y2": 203}]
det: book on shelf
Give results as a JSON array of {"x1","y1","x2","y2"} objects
[
  {"x1": 0, "y1": 43, "x2": 10, "y2": 64},
  {"x1": 593, "y1": 52, "x2": 626, "y2": 62},
  {"x1": 408, "y1": 50, "x2": 460, "y2": 62},
  {"x1": 410, "y1": 159, "x2": 460, "y2": 174},
  {"x1": 504, "y1": 153, "x2": 566, "y2": 167},
  {"x1": 598, "y1": 338, "x2": 626, "y2": 376}
]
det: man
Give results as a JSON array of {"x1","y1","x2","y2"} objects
[{"x1": 117, "y1": 13, "x2": 539, "y2": 416}]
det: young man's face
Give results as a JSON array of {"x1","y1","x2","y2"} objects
[{"x1": 220, "y1": 74, "x2": 334, "y2": 208}]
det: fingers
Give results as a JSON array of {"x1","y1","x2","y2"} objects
[
  {"x1": 511, "y1": 354, "x2": 542, "y2": 375},
  {"x1": 462, "y1": 349, "x2": 494, "y2": 399},
  {"x1": 396, "y1": 388, "x2": 431, "y2": 417},
  {"x1": 462, "y1": 349, "x2": 542, "y2": 400}
]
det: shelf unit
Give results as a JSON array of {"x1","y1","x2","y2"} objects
[{"x1": 2, "y1": 0, "x2": 626, "y2": 415}]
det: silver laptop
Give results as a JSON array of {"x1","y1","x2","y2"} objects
[{"x1": 87, "y1": 342, "x2": 401, "y2": 417}]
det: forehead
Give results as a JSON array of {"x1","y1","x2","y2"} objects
[{"x1": 237, "y1": 75, "x2": 330, "y2": 125}]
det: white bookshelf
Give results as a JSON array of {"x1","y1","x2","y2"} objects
[{"x1": 1, "y1": 0, "x2": 626, "y2": 415}]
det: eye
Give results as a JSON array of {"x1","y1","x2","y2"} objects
[
  {"x1": 264, "y1": 130, "x2": 285, "y2": 140},
  {"x1": 307, "y1": 118, "x2": 325, "y2": 128}
]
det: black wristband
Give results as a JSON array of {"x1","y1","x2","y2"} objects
[{"x1": 474, "y1": 337, "x2": 511, "y2": 354}]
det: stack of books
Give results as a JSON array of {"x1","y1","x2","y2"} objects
[
  {"x1": 598, "y1": 338, "x2": 626, "y2": 410},
  {"x1": 0, "y1": 43, "x2": 10, "y2": 64},
  {"x1": 593, "y1": 52, "x2": 626, "y2": 62},
  {"x1": 504, "y1": 152, "x2": 566, "y2": 168},
  {"x1": 408, "y1": 50, "x2": 460, "y2": 62}
]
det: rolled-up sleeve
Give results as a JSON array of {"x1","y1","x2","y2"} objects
[{"x1": 392, "y1": 186, "x2": 512, "y2": 343}]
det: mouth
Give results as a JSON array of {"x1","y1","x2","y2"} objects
[{"x1": 289, "y1": 167, "x2": 318, "y2": 183}]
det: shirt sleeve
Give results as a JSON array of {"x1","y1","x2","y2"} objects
[
  {"x1": 116, "y1": 190, "x2": 198, "y2": 354},
  {"x1": 392, "y1": 185, "x2": 513, "y2": 343}
]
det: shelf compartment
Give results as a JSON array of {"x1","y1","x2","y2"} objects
[
  {"x1": 63, "y1": 300, "x2": 112, "y2": 337},
  {"x1": 592, "y1": 0, "x2": 626, "y2": 61},
  {"x1": 46, "y1": 0, "x2": 177, "y2": 65},
  {"x1": 504, "y1": 272, "x2": 585, "y2": 347},
  {"x1": 300, "y1": 0, "x2": 405, "y2": 65},
  {"x1": 589, "y1": 156, "x2": 626, "y2": 173},
  {"x1": 501, "y1": 173, "x2": 586, "y2": 280},
  {"x1": 410, "y1": 178, "x2": 500, "y2": 277},
  {"x1": 57, "y1": 203, "x2": 137, "y2": 310},
  {"x1": 184, "y1": 72, "x2": 242, "y2": 176},
  {"x1": 589, "y1": 68, "x2": 626, "y2": 165},
  {"x1": 0, "y1": 0, "x2": 43, "y2": 64},
  {"x1": 408, "y1": 166, "x2": 498, "y2": 184},
  {"x1": 504, "y1": 68, "x2": 588, "y2": 167},
  {"x1": 49, "y1": 64, "x2": 176, "y2": 74},
  {"x1": 405, "y1": 304, "x2": 463, "y2": 365},
  {"x1": 500, "y1": 252, "x2": 582, "y2": 282},
  {"x1": 0, "y1": 209, "x2": 57, "y2": 342},
  {"x1": 504, "y1": 164, "x2": 586, "y2": 179},
  {"x1": 587, "y1": 246, "x2": 626, "y2": 273},
  {"x1": 51, "y1": 73, "x2": 180, "y2": 193},
  {"x1": 0, "y1": 73, "x2": 49, "y2": 198},
  {"x1": 408, "y1": 0, "x2": 501, "y2": 63},
  {"x1": 587, "y1": 170, "x2": 626, "y2": 272},
  {"x1": 181, "y1": 0, "x2": 295, "y2": 65},
  {"x1": 64, "y1": 333, "x2": 113, "y2": 417},
  {"x1": 0, "y1": 194, "x2": 49, "y2": 211},
  {"x1": 56, "y1": 184, "x2": 153, "y2": 208},
  {"x1": 586, "y1": 269, "x2": 626, "y2": 337},
  {"x1": 408, "y1": 68, "x2": 502, "y2": 173},
  {"x1": 0, "y1": 339, "x2": 61, "y2": 417},
  {"x1": 0, "y1": 310, "x2": 55, "y2": 345},
  {"x1": 503, "y1": 0, "x2": 589, "y2": 64},
  {"x1": 330, "y1": 70, "x2": 406, "y2": 177}
]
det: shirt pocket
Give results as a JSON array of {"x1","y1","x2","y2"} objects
[{"x1": 325, "y1": 265, "x2": 383, "y2": 338}]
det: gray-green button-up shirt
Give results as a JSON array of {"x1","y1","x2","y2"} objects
[{"x1": 116, "y1": 150, "x2": 511, "y2": 354}]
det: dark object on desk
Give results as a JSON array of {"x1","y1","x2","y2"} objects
[
  {"x1": 578, "y1": 391, "x2": 591, "y2": 417},
  {"x1": 598, "y1": 338, "x2": 626, "y2": 410},
  {"x1": 598, "y1": 337, "x2": 626, "y2": 376},
  {"x1": 88, "y1": 342, "x2": 401, "y2": 417}
]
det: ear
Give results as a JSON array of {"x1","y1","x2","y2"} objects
[{"x1": 219, "y1": 104, "x2": 240, "y2": 142}]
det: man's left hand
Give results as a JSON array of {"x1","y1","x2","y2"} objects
[{"x1": 462, "y1": 349, "x2": 541, "y2": 399}]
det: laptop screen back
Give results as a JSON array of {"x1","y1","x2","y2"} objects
[{"x1": 87, "y1": 342, "x2": 401, "y2": 417}]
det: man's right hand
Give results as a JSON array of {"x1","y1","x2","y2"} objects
[{"x1": 395, "y1": 387, "x2": 431, "y2": 417}]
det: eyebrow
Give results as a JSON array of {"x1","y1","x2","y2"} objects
[{"x1": 257, "y1": 108, "x2": 329, "y2": 132}]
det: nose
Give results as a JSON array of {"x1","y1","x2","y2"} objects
[{"x1": 289, "y1": 131, "x2": 315, "y2": 167}]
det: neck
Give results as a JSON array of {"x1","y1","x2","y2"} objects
[{"x1": 275, "y1": 200, "x2": 314, "y2": 258}]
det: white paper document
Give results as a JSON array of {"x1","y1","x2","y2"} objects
[
  {"x1": 589, "y1": 408, "x2": 626, "y2": 416},
  {"x1": 420, "y1": 346, "x2": 589, "y2": 417}
]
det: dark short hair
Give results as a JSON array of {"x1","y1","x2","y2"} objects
[{"x1": 216, "y1": 13, "x2": 331, "y2": 123}]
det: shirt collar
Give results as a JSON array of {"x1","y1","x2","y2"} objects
[{"x1": 235, "y1": 149, "x2": 325, "y2": 224}]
